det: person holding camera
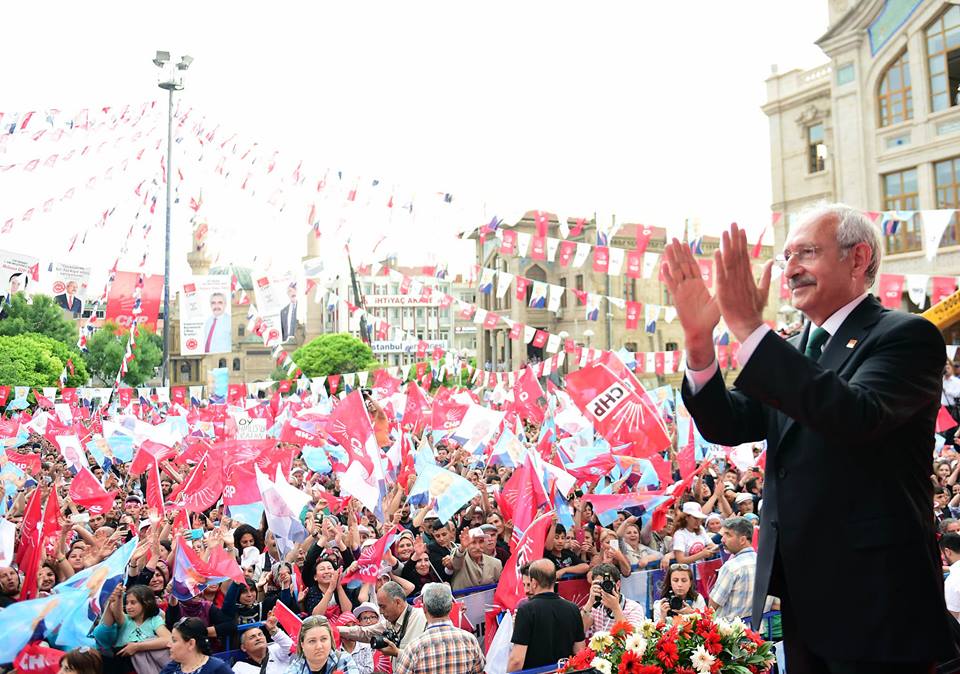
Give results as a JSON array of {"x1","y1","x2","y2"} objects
[
  {"x1": 334, "y1": 581, "x2": 426, "y2": 668},
  {"x1": 653, "y1": 564, "x2": 706, "y2": 622},
  {"x1": 580, "y1": 563, "x2": 646, "y2": 637}
]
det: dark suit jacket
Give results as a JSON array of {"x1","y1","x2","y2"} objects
[
  {"x1": 54, "y1": 293, "x2": 82, "y2": 316},
  {"x1": 280, "y1": 304, "x2": 296, "y2": 341},
  {"x1": 682, "y1": 295, "x2": 953, "y2": 661}
]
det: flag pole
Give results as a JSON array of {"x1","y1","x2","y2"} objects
[{"x1": 347, "y1": 248, "x2": 370, "y2": 345}]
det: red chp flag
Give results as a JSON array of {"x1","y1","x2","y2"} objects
[
  {"x1": 563, "y1": 356, "x2": 670, "y2": 458},
  {"x1": 494, "y1": 512, "x2": 554, "y2": 611},
  {"x1": 341, "y1": 525, "x2": 403, "y2": 584},
  {"x1": 877, "y1": 273, "x2": 905, "y2": 309},
  {"x1": 69, "y1": 466, "x2": 117, "y2": 514},
  {"x1": 512, "y1": 366, "x2": 546, "y2": 424}
]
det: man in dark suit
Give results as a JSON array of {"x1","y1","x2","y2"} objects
[
  {"x1": 280, "y1": 282, "x2": 298, "y2": 341},
  {"x1": 662, "y1": 207, "x2": 955, "y2": 672},
  {"x1": 54, "y1": 280, "x2": 82, "y2": 317}
]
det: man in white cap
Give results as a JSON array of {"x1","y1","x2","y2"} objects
[{"x1": 734, "y1": 493, "x2": 755, "y2": 516}]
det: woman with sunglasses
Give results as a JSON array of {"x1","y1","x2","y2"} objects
[
  {"x1": 160, "y1": 617, "x2": 233, "y2": 674},
  {"x1": 652, "y1": 563, "x2": 706, "y2": 622},
  {"x1": 284, "y1": 616, "x2": 359, "y2": 674}
]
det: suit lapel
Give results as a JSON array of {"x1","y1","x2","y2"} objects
[
  {"x1": 775, "y1": 296, "x2": 884, "y2": 446},
  {"x1": 817, "y1": 295, "x2": 884, "y2": 373}
]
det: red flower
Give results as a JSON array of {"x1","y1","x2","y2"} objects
[
  {"x1": 710, "y1": 660, "x2": 723, "y2": 673},
  {"x1": 704, "y1": 629, "x2": 723, "y2": 655},
  {"x1": 564, "y1": 647, "x2": 595, "y2": 672},
  {"x1": 655, "y1": 637, "x2": 679, "y2": 669},
  {"x1": 676, "y1": 668, "x2": 696, "y2": 674},
  {"x1": 617, "y1": 651, "x2": 643, "y2": 674},
  {"x1": 633, "y1": 665, "x2": 663, "y2": 674},
  {"x1": 611, "y1": 620, "x2": 635, "y2": 637},
  {"x1": 745, "y1": 628, "x2": 764, "y2": 646}
]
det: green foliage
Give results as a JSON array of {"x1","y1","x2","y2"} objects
[
  {"x1": 83, "y1": 322, "x2": 163, "y2": 386},
  {"x1": 291, "y1": 333, "x2": 377, "y2": 377},
  {"x1": 0, "y1": 333, "x2": 89, "y2": 387},
  {"x1": 0, "y1": 294, "x2": 78, "y2": 347}
]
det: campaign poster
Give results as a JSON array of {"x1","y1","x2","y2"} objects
[
  {"x1": 49, "y1": 262, "x2": 91, "y2": 318},
  {"x1": 253, "y1": 272, "x2": 304, "y2": 344},
  {"x1": 179, "y1": 275, "x2": 232, "y2": 355},
  {"x1": 0, "y1": 249, "x2": 39, "y2": 306},
  {"x1": 105, "y1": 271, "x2": 164, "y2": 330}
]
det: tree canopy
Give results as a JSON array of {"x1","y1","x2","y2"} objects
[
  {"x1": 0, "y1": 294, "x2": 78, "y2": 347},
  {"x1": 83, "y1": 322, "x2": 163, "y2": 387},
  {"x1": 290, "y1": 333, "x2": 377, "y2": 377},
  {"x1": 0, "y1": 333, "x2": 89, "y2": 388}
]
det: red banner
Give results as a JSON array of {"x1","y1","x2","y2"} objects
[
  {"x1": 558, "y1": 240, "x2": 576, "y2": 267},
  {"x1": 530, "y1": 235, "x2": 547, "y2": 260},
  {"x1": 593, "y1": 246, "x2": 609, "y2": 273},
  {"x1": 932, "y1": 276, "x2": 957, "y2": 305},
  {"x1": 105, "y1": 271, "x2": 164, "y2": 330},
  {"x1": 500, "y1": 230, "x2": 517, "y2": 255},
  {"x1": 878, "y1": 273, "x2": 905, "y2": 309},
  {"x1": 626, "y1": 301, "x2": 641, "y2": 330},
  {"x1": 626, "y1": 250, "x2": 642, "y2": 278}
]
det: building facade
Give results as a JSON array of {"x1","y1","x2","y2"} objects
[{"x1": 764, "y1": 0, "x2": 960, "y2": 337}]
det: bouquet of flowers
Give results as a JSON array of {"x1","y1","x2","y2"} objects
[{"x1": 562, "y1": 610, "x2": 776, "y2": 674}]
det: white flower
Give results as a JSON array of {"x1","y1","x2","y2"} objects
[
  {"x1": 590, "y1": 657, "x2": 612, "y2": 674},
  {"x1": 715, "y1": 618, "x2": 733, "y2": 638},
  {"x1": 624, "y1": 633, "x2": 648, "y2": 655},
  {"x1": 589, "y1": 631, "x2": 613, "y2": 651},
  {"x1": 638, "y1": 618, "x2": 658, "y2": 637},
  {"x1": 691, "y1": 645, "x2": 716, "y2": 674}
]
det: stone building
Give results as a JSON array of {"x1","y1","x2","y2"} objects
[{"x1": 763, "y1": 0, "x2": 960, "y2": 338}]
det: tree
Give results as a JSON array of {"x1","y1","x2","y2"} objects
[
  {"x1": 290, "y1": 333, "x2": 377, "y2": 377},
  {"x1": 83, "y1": 322, "x2": 163, "y2": 386},
  {"x1": 0, "y1": 333, "x2": 89, "y2": 387},
  {"x1": 0, "y1": 294, "x2": 78, "y2": 347}
]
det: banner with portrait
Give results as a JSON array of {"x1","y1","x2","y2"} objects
[
  {"x1": 0, "y1": 249, "x2": 39, "y2": 304},
  {"x1": 253, "y1": 272, "x2": 304, "y2": 343},
  {"x1": 48, "y1": 262, "x2": 91, "y2": 318},
  {"x1": 105, "y1": 272, "x2": 164, "y2": 330},
  {"x1": 179, "y1": 276, "x2": 232, "y2": 355}
]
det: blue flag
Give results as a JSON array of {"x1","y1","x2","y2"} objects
[
  {"x1": 0, "y1": 588, "x2": 89, "y2": 662},
  {"x1": 408, "y1": 463, "x2": 478, "y2": 523}
]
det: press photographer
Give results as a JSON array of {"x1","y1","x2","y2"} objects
[
  {"x1": 335, "y1": 581, "x2": 426, "y2": 666},
  {"x1": 653, "y1": 563, "x2": 707, "y2": 622},
  {"x1": 580, "y1": 563, "x2": 645, "y2": 636}
]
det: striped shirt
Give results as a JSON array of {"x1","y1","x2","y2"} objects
[
  {"x1": 709, "y1": 547, "x2": 758, "y2": 620},
  {"x1": 394, "y1": 620, "x2": 485, "y2": 674}
]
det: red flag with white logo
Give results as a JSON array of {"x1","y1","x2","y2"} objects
[{"x1": 494, "y1": 512, "x2": 553, "y2": 611}]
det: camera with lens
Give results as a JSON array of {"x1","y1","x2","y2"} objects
[
  {"x1": 667, "y1": 595, "x2": 684, "y2": 616},
  {"x1": 370, "y1": 629, "x2": 401, "y2": 651},
  {"x1": 592, "y1": 572, "x2": 616, "y2": 608}
]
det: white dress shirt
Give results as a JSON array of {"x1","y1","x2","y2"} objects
[{"x1": 685, "y1": 293, "x2": 869, "y2": 394}]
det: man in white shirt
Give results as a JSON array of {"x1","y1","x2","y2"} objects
[
  {"x1": 940, "y1": 532, "x2": 960, "y2": 621},
  {"x1": 232, "y1": 616, "x2": 293, "y2": 674},
  {"x1": 201, "y1": 292, "x2": 232, "y2": 353}
]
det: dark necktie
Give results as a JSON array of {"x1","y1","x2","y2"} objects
[{"x1": 804, "y1": 326, "x2": 829, "y2": 360}]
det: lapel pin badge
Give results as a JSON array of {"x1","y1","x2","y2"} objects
[{"x1": 845, "y1": 339, "x2": 858, "y2": 349}]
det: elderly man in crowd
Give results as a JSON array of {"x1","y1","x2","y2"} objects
[
  {"x1": 449, "y1": 526, "x2": 502, "y2": 591},
  {"x1": 394, "y1": 583, "x2": 484, "y2": 674}
]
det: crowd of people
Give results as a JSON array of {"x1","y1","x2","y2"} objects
[{"x1": 0, "y1": 377, "x2": 802, "y2": 674}]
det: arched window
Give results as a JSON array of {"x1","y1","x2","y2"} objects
[
  {"x1": 926, "y1": 6, "x2": 960, "y2": 113},
  {"x1": 877, "y1": 51, "x2": 913, "y2": 127},
  {"x1": 218, "y1": 358, "x2": 227, "y2": 368},
  {"x1": 232, "y1": 357, "x2": 241, "y2": 371}
]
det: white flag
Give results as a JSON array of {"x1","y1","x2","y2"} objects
[
  {"x1": 547, "y1": 285, "x2": 564, "y2": 312},
  {"x1": 642, "y1": 252, "x2": 660, "y2": 279},
  {"x1": 546, "y1": 237, "x2": 560, "y2": 261},
  {"x1": 516, "y1": 231, "x2": 532, "y2": 257},
  {"x1": 496, "y1": 271, "x2": 514, "y2": 299},
  {"x1": 922, "y1": 210, "x2": 956, "y2": 261},
  {"x1": 608, "y1": 247, "x2": 625, "y2": 276},
  {"x1": 573, "y1": 242, "x2": 591, "y2": 268},
  {"x1": 545, "y1": 333, "x2": 561, "y2": 354},
  {"x1": 906, "y1": 274, "x2": 929, "y2": 309}
]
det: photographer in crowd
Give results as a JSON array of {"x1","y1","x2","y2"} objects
[
  {"x1": 653, "y1": 563, "x2": 707, "y2": 622},
  {"x1": 334, "y1": 581, "x2": 426, "y2": 668},
  {"x1": 579, "y1": 562, "x2": 645, "y2": 637}
]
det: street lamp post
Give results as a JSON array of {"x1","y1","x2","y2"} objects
[{"x1": 152, "y1": 51, "x2": 193, "y2": 386}]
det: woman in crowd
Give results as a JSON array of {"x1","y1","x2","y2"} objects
[
  {"x1": 59, "y1": 648, "x2": 104, "y2": 674},
  {"x1": 160, "y1": 617, "x2": 233, "y2": 674},
  {"x1": 283, "y1": 616, "x2": 358, "y2": 674},
  {"x1": 37, "y1": 561, "x2": 58, "y2": 597},
  {"x1": 300, "y1": 558, "x2": 351, "y2": 618},
  {"x1": 399, "y1": 541, "x2": 442, "y2": 595},
  {"x1": 94, "y1": 584, "x2": 172, "y2": 674},
  {"x1": 652, "y1": 563, "x2": 706, "y2": 622},
  {"x1": 671, "y1": 502, "x2": 718, "y2": 565}
]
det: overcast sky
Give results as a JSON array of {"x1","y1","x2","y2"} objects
[{"x1": 0, "y1": 1, "x2": 830, "y2": 284}]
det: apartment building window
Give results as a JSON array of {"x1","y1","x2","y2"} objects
[
  {"x1": 936, "y1": 156, "x2": 960, "y2": 246},
  {"x1": 877, "y1": 51, "x2": 913, "y2": 127},
  {"x1": 232, "y1": 358, "x2": 241, "y2": 371},
  {"x1": 238, "y1": 325, "x2": 245, "y2": 337},
  {"x1": 927, "y1": 6, "x2": 960, "y2": 113},
  {"x1": 575, "y1": 274, "x2": 584, "y2": 291},
  {"x1": 807, "y1": 123, "x2": 827, "y2": 173},
  {"x1": 624, "y1": 277, "x2": 638, "y2": 303},
  {"x1": 559, "y1": 277, "x2": 567, "y2": 308},
  {"x1": 882, "y1": 167, "x2": 921, "y2": 253}
]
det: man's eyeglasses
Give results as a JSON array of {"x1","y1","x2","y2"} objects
[{"x1": 774, "y1": 245, "x2": 823, "y2": 269}]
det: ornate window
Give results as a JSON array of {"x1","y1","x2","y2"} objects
[
  {"x1": 882, "y1": 168, "x2": 920, "y2": 253},
  {"x1": 936, "y1": 156, "x2": 960, "y2": 246},
  {"x1": 877, "y1": 51, "x2": 913, "y2": 127},
  {"x1": 926, "y1": 6, "x2": 960, "y2": 113},
  {"x1": 807, "y1": 123, "x2": 827, "y2": 173}
]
